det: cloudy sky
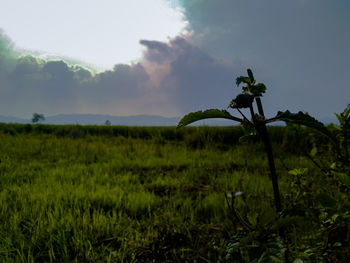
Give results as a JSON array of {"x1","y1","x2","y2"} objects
[{"x1": 0, "y1": 0, "x2": 349, "y2": 121}]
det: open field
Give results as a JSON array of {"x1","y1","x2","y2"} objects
[{"x1": 0, "y1": 124, "x2": 348, "y2": 262}]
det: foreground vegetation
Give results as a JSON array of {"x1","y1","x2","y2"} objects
[{"x1": 0, "y1": 124, "x2": 349, "y2": 262}]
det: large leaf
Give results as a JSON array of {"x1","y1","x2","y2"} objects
[
  {"x1": 236, "y1": 76, "x2": 250, "y2": 86},
  {"x1": 177, "y1": 109, "x2": 242, "y2": 128},
  {"x1": 268, "y1": 110, "x2": 336, "y2": 144},
  {"x1": 229, "y1": 93, "x2": 255, "y2": 109},
  {"x1": 252, "y1": 83, "x2": 266, "y2": 96}
]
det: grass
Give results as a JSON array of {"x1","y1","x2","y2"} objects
[{"x1": 0, "y1": 124, "x2": 346, "y2": 262}]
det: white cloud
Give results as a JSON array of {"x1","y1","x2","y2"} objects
[{"x1": 0, "y1": 0, "x2": 188, "y2": 69}]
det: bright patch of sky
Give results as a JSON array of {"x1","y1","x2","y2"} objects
[{"x1": 0, "y1": 0, "x2": 187, "y2": 70}]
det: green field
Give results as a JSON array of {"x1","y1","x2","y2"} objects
[{"x1": 0, "y1": 124, "x2": 348, "y2": 262}]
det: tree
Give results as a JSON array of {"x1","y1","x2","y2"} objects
[
  {"x1": 105, "y1": 120, "x2": 111, "y2": 126},
  {"x1": 32, "y1": 113, "x2": 45, "y2": 123}
]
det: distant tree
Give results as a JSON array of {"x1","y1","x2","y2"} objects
[
  {"x1": 32, "y1": 113, "x2": 45, "y2": 123},
  {"x1": 105, "y1": 120, "x2": 111, "y2": 126}
]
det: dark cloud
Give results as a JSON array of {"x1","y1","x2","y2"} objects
[
  {"x1": 178, "y1": 0, "x2": 350, "y2": 118},
  {"x1": 139, "y1": 40, "x2": 172, "y2": 63},
  {"x1": 0, "y1": 32, "x2": 161, "y2": 117},
  {"x1": 4, "y1": 56, "x2": 78, "y2": 115},
  {"x1": 81, "y1": 63, "x2": 149, "y2": 107},
  {"x1": 1, "y1": 0, "x2": 349, "y2": 122},
  {"x1": 0, "y1": 29, "x2": 244, "y2": 118},
  {"x1": 140, "y1": 37, "x2": 241, "y2": 112}
]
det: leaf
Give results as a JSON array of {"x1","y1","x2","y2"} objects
[
  {"x1": 310, "y1": 146, "x2": 317, "y2": 157},
  {"x1": 247, "y1": 68, "x2": 255, "y2": 82},
  {"x1": 252, "y1": 83, "x2": 266, "y2": 96},
  {"x1": 229, "y1": 93, "x2": 255, "y2": 109},
  {"x1": 269, "y1": 110, "x2": 336, "y2": 144},
  {"x1": 293, "y1": 259, "x2": 304, "y2": 263},
  {"x1": 318, "y1": 193, "x2": 337, "y2": 209},
  {"x1": 226, "y1": 232, "x2": 249, "y2": 260},
  {"x1": 288, "y1": 168, "x2": 308, "y2": 176},
  {"x1": 251, "y1": 237, "x2": 286, "y2": 263},
  {"x1": 335, "y1": 172, "x2": 350, "y2": 189},
  {"x1": 335, "y1": 113, "x2": 344, "y2": 126},
  {"x1": 236, "y1": 76, "x2": 250, "y2": 86},
  {"x1": 177, "y1": 109, "x2": 242, "y2": 128},
  {"x1": 342, "y1": 103, "x2": 350, "y2": 127}
]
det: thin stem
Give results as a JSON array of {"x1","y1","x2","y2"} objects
[
  {"x1": 237, "y1": 108, "x2": 253, "y2": 126},
  {"x1": 224, "y1": 192, "x2": 253, "y2": 231},
  {"x1": 254, "y1": 97, "x2": 282, "y2": 214},
  {"x1": 259, "y1": 124, "x2": 282, "y2": 213},
  {"x1": 278, "y1": 157, "x2": 290, "y2": 172},
  {"x1": 305, "y1": 153, "x2": 330, "y2": 176},
  {"x1": 249, "y1": 105, "x2": 256, "y2": 125},
  {"x1": 255, "y1": 97, "x2": 265, "y2": 117}
]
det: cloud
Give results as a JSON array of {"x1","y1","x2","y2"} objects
[
  {"x1": 80, "y1": 63, "x2": 150, "y2": 109},
  {"x1": 0, "y1": 29, "x2": 18, "y2": 74},
  {"x1": 77, "y1": 36, "x2": 241, "y2": 116},
  {"x1": 178, "y1": 0, "x2": 350, "y2": 117},
  {"x1": 140, "y1": 37, "x2": 241, "y2": 112},
  {"x1": 1, "y1": 0, "x2": 349, "y2": 123},
  {"x1": 4, "y1": 57, "x2": 79, "y2": 115},
  {"x1": 0, "y1": 29, "x2": 245, "y2": 118}
]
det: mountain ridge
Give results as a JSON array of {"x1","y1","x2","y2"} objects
[
  {"x1": 0, "y1": 114, "x2": 181, "y2": 126},
  {"x1": 0, "y1": 113, "x2": 336, "y2": 126}
]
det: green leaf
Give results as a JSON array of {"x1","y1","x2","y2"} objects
[
  {"x1": 177, "y1": 109, "x2": 242, "y2": 128},
  {"x1": 342, "y1": 103, "x2": 350, "y2": 127},
  {"x1": 335, "y1": 113, "x2": 344, "y2": 126},
  {"x1": 310, "y1": 146, "x2": 317, "y2": 157},
  {"x1": 288, "y1": 168, "x2": 308, "y2": 176},
  {"x1": 247, "y1": 68, "x2": 255, "y2": 83},
  {"x1": 236, "y1": 76, "x2": 250, "y2": 86},
  {"x1": 229, "y1": 93, "x2": 255, "y2": 109},
  {"x1": 335, "y1": 172, "x2": 350, "y2": 189},
  {"x1": 334, "y1": 104, "x2": 350, "y2": 127},
  {"x1": 252, "y1": 83, "x2": 266, "y2": 96},
  {"x1": 293, "y1": 259, "x2": 303, "y2": 263},
  {"x1": 270, "y1": 110, "x2": 336, "y2": 144},
  {"x1": 318, "y1": 193, "x2": 337, "y2": 208},
  {"x1": 251, "y1": 238, "x2": 286, "y2": 263}
]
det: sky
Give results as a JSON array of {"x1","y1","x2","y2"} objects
[{"x1": 0, "y1": 0, "x2": 349, "y2": 121}]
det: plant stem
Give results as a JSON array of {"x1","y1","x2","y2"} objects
[
  {"x1": 255, "y1": 97, "x2": 265, "y2": 117},
  {"x1": 255, "y1": 98, "x2": 288, "y2": 262},
  {"x1": 255, "y1": 97, "x2": 282, "y2": 213},
  {"x1": 259, "y1": 124, "x2": 282, "y2": 213}
]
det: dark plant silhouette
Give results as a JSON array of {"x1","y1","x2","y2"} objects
[{"x1": 178, "y1": 69, "x2": 283, "y2": 213}]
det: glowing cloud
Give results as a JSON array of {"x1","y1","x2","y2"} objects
[{"x1": 0, "y1": 0, "x2": 187, "y2": 69}]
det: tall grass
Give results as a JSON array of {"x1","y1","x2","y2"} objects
[{"x1": 0, "y1": 124, "x2": 332, "y2": 262}]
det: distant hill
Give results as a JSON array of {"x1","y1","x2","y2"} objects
[
  {"x1": 0, "y1": 114, "x2": 180, "y2": 126},
  {"x1": 45, "y1": 114, "x2": 181, "y2": 126},
  {"x1": 0, "y1": 116, "x2": 29, "y2": 124},
  {"x1": 42, "y1": 114, "x2": 235, "y2": 126},
  {"x1": 0, "y1": 113, "x2": 337, "y2": 126}
]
